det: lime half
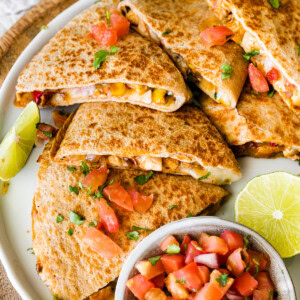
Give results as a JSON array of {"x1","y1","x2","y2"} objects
[
  {"x1": 0, "y1": 101, "x2": 40, "y2": 181},
  {"x1": 235, "y1": 172, "x2": 300, "y2": 258}
]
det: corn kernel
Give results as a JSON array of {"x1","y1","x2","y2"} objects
[{"x1": 111, "y1": 83, "x2": 127, "y2": 96}]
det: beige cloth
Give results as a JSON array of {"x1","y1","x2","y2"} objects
[{"x1": 0, "y1": 262, "x2": 21, "y2": 299}]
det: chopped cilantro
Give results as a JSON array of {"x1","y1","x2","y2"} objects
[
  {"x1": 169, "y1": 205, "x2": 178, "y2": 210},
  {"x1": 96, "y1": 178, "x2": 115, "y2": 198},
  {"x1": 269, "y1": 0, "x2": 280, "y2": 9},
  {"x1": 198, "y1": 172, "x2": 211, "y2": 181},
  {"x1": 267, "y1": 290, "x2": 274, "y2": 300},
  {"x1": 214, "y1": 92, "x2": 217, "y2": 100},
  {"x1": 186, "y1": 212, "x2": 193, "y2": 218},
  {"x1": 225, "y1": 34, "x2": 233, "y2": 40},
  {"x1": 70, "y1": 211, "x2": 85, "y2": 225},
  {"x1": 67, "y1": 228, "x2": 74, "y2": 236},
  {"x1": 253, "y1": 263, "x2": 259, "y2": 277},
  {"x1": 148, "y1": 255, "x2": 162, "y2": 266},
  {"x1": 243, "y1": 236, "x2": 249, "y2": 248},
  {"x1": 69, "y1": 185, "x2": 79, "y2": 195},
  {"x1": 166, "y1": 244, "x2": 181, "y2": 254},
  {"x1": 184, "y1": 121, "x2": 190, "y2": 126},
  {"x1": 221, "y1": 63, "x2": 232, "y2": 80},
  {"x1": 134, "y1": 171, "x2": 153, "y2": 185},
  {"x1": 251, "y1": 88, "x2": 259, "y2": 95},
  {"x1": 67, "y1": 166, "x2": 76, "y2": 173},
  {"x1": 56, "y1": 215, "x2": 64, "y2": 223},
  {"x1": 106, "y1": 11, "x2": 111, "y2": 24},
  {"x1": 126, "y1": 231, "x2": 139, "y2": 240},
  {"x1": 268, "y1": 86, "x2": 275, "y2": 98},
  {"x1": 194, "y1": 244, "x2": 203, "y2": 251},
  {"x1": 80, "y1": 161, "x2": 90, "y2": 176},
  {"x1": 27, "y1": 247, "x2": 34, "y2": 255},
  {"x1": 243, "y1": 50, "x2": 260, "y2": 61},
  {"x1": 162, "y1": 29, "x2": 172, "y2": 36},
  {"x1": 132, "y1": 226, "x2": 152, "y2": 231},
  {"x1": 93, "y1": 46, "x2": 118, "y2": 69},
  {"x1": 88, "y1": 220, "x2": 98, "y2": 227},
  {"x1": 216, "y1": 273, "x2": 229, "y2": 287},
  {"x1": 176, "y1": 278, "x2": 186, "y2": 284},
  {"x1": 41, "y1": 25, "x2": 47, "y2": 30},
  {"x1": 110, "y1": 46, "x2": 118, "y2": 54}
]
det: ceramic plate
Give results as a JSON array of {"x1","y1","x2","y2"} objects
[{"x1": 0, "y1": 0, "x2": 299, "y2": 299}]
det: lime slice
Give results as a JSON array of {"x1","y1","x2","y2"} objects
[
  {"x1": 0, "y1": 101, "x2": 40, "y2": 181},
  {"x1": 235, "y1": 172, "x2": 300, "y2": 258}
]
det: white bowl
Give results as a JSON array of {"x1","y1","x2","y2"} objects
[{"x1": 116, "y1": 216, "x2": 296, "y2": 300}]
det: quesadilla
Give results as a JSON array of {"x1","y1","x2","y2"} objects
[
  {"x1": 206, "y1": 0, "x2": 300, "y2": 114},
  {"x1": 118, "y1": 0, "x2": 248, "y2": 108},
  {"x1": 201, "y1": 82, "x2": 300, "y2": 160},
  {"x1": 15, "y1": 0, "x2": 191, "y2": 112},
  {"x1": 50, "y1": 102, "x2": 241, "y2": 184},
  {"x1": 32, "y1": 144, "x2": 228, "y2": 299}
]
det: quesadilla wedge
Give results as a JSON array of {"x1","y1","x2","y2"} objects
[
  {"x1": 50, "y1": 102, "x2": 241, "y2": 184},
  {"x1": 201, "y1": 82, "x2": 300, "y2": 160},
  {"x1": 118, "y1": 0, "x2": 248, "y2": 108},
  {"x1": 206, "y1": 0, "x2": 300, "y2": 114},
  {"x1": 33, "y1": 144, "x2": 228, "y2": 299},
  {"x1": 15, "y1": 0, "x2": 191, "y2": 112}
]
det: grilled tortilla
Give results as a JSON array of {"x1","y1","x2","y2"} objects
[
  {"x1": 118, "y1": 0, "x2": 248, "y2": 108},
  {"x1": 201, "y1": 82, "x2": 300, "y2": 160},
  {"x1": 206, "y1": 0, "x2": 300, "y2": 114},
  {"x1": 15, "y1": 0, "x2": 191, "y2": 112},
  {"x1": 32, "y1": 144, "x2": 229, "y2": 299},
  {"x1": 50, "y1": 102, "x2": 241, "y2": 184}
]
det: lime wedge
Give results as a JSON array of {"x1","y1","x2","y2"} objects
[
  {"x1": 235, "y1": 172, "x2": 300, "y2": 258},
  {"x1": 0, "y1": 101, "x2": 40, "y2": 181}
]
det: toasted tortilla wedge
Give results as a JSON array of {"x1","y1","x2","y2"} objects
[
  {"x1": 50, "y1": 102, "x2": 241, "y2": 184},
  {"x1": 206, "y1": 0, "x2": 300, "y2": 114},
  {"x1": 118, "y1": 0, "x2": 248, "y2": 108},
  {"x1": 201, "y1": 82, "x2": 300, "y2": 160},
  {"x1": 15, "y1": 0, "x2": 191, "y2": 112},
  {"x1": 32, "y1": 144, "x2": 228, "y2": 299}
]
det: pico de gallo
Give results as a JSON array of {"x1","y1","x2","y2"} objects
[{"x1": 126, "y1": 231, "x2": 276, "y2": 300}]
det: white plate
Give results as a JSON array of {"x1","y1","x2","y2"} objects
[{"x1": 0, "y1": 1, "x2": 299, "y2": 299}]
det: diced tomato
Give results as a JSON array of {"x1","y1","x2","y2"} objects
[
  {"x1": 91, "y1": 23, "x2": 118, "y2": 46},
  {"x1": 32, "y1": 91, "x2": 43, "y2": 104},
  {"x1": 226, "y1": 248, "x2": 246, "y2": 276},
  {"x1": 198, "y1": 233, "x2": 228, "y2": 255},
  {"x1": 256, "y1": 272, "x2": 274, "y2": 292},
  {"x1": 180, "y1": 235, "x2": 191, "y2": 255},
  {"x1": 210, "y1": 270, "x2": 234, "y2": 297},
  {"x1": 135, "y1": 259, "x2": 165, "y2": 280},
  {"x1": 165, "y1": 273, "x2": 189, "y2": 299},
  {"x1": 173, "y1": 262, "x2": 203, "y2": 292},
  {"x1": 234, "y1": 272, "x2": 258, "y2": 297},
  {"x1": 95, "y1": 198, "x2": 119, "y2": 232},
  {"x1": 110, "y1": 13, "x2": 130, "y2": 37},
  {"x1": 160, "y1": 235, "x2": 179, "y2": 252},
  {"x1": 144, "y1": 288, "x2": 167, "y2": 300},
  {"x1": 248, "y1": 63, "x2": 270, "y2": 93},
  {"x1": 52, "y1": 110, "x2": 68, "y2": 128},
  {"x1": 103, "y1": 181, "x2": 133, "y2": 211},
  {"x1": 129, "y1": 189, "x2": 153, "y2": 213},
  {"x1": 83, "y1": 227, "x2": 122, "y2": 259},
  {"x1": 253, "y1": 289, "x2": 273, "y2": 300},
  {"x1": 242, "y1": 249, "x2": 270, "y2": 275},
  {"x1": 188, "y1": 293, "x2": 197, "y2": 300},
  {"x1": 200, "y1": 26, "x2": 234, "y2": 47},
  {"x1": 96, "y1": 221, "x2": 103, "y2": 230},
  {"x1": 220, "y1": 231, "x2": 244, "y2": 251},
  {"x1": 36, "y1": 123, "x2": 56, "y2": 140},
  {"x1": 160, "y1": 254, "x2": 185, "y2": 274},
  {"x1": 198, "y1": 266, "x2": 210, "y2": 285},
  {"x1": 266, "y1": 68, "x2": 280, "y2": 84},
  {"x1": 82, "y1": 167, "x2": 109, "y2": 194},
  {"x1": 126, "y1": 274, "x2": 155, "y2": 300},
  {"x1": 185, "y1": 241, "x2": 205, "y2": 264},
  {"x1": 225, "y1": 291, "x2": 244, "y2": 300},
  {"x1": 151, "y1": 273, "x2": 165, "y2": 289}
]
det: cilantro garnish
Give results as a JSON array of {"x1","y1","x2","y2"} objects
[
  {"x1": 166, "y1": 244, "x2": 181, "y2": 254},
  {"x1": 176, "y1": 278, "x2": 186, "y2": 284},
  {"x1": 70, "y1": 211, "x2": 85, "y2": 225},
  {"x1": 41, "y1": 25, "x2": 47, "y2": 30},
  {"x1": 192, "y1": 98, "x2": 202, "y2": 108},
  {"x1": 186, "y1": 212, "x2": 193, "y2": 218},
  {"x1": 88, "y1": 220, "x2": 98, "y2": 227},
  {"x1": 214, "y1": 92, "x2": 217, "y2": 100},
  {"x1": 198, "y1": 172, "x2": 211, "y2": 181},
  {"x1": 93, "y1": 46, "x2": 119, "y2": 69},
  {"x1": 243, "y1": 50, "x2": 260, "y2": 61},
  {"x1": 80, "y1": 161, "x2": 90, "y2": 176},
  {"x1": 148, "y1": 255, "x2": 162, "y2": 266},
  {"x1": 184, "y1": 121, "x2": 190, "y2": 126},
  {"x1": 162, "y1": 29, "x2": 172, "y2": 36},
  {"x1": 216, "y1": 273, "x2": 229, "y2": 287},
  {"x1": 134, "y1": 171, "x2": 153, "y2": 185},
  {"x1": 251, "y1": 88, "x2": 259, "y2": 95},
  {"x1": 253, "y1": 263, "x2": 259, "y2": 277},
  {"x1": 106, "y1": 11, "x2": 111, "y2": 24},
  {"x1": 243, "y1": 235, "x2": 249, "y2": 248},
  {"x1": 269, "y1": 0, "x2": 280, "y2": 9},
  {"x1": 27, "y1": 247, "x2": 34, "y2": 255},
  {"x1": 56, "y1": 215, "x2": 64, "y2": 223},
  {"x1": 67, "y1": 228, "x2": 74, "y2": 236},
  {"x1": 132, "y1": 226, "x2": 152, "y2": 231},
  {"x1": 126, "y1": 231, "x2": 139, "y2": 240},
  {"x1": 96, "y1": 178, "x2": 115, "y2": 198},
  {"x1": 268, "y1": 86, "x2": 275, "y2": 98},
  {"x1": 169, "y1": 205, "x2": 178, "y2": 210},
  {"x1": 69, "y1": 185, "x2": 79, "y2": 195},
  {"x1": 67, "y1": 166, "x2": 76, "y2": 173},
  {"x1": 221, "y1": 63, "x2": 232, "y2": 80},
  {"x1": 193, "y1": 244, "x2": 203, "y2": 251}
]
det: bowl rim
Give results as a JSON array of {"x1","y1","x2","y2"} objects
[{"x1": 115, "y1": 216, "x2": 296, "y2": 299}]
